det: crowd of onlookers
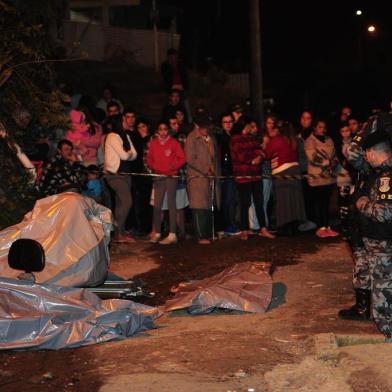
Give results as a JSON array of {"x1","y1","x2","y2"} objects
[
  {"x1": 12, "y1": 86, "x2": 372, "y2": 246},
  {"x1": 6, "y1": 48, "x2": 383, "y2": 245}
]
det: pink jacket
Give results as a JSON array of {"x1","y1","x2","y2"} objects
[{"x1": 65, "y1": 110, "x2": 102, "y2": 164}]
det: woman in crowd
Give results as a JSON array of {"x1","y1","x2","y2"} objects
[
  {"x1": 259, "y1": 116, "x2": 276, "y2": 229},
  {"x1": 132, "y1": 117, "x2": 153, "y2": 236},
  {"x1": 336, "y1": 123, "x2": 355, "y2": 236},
  {"x1": 230, "y1": 116, "x2": 275, "y2": 240},
  {"x1": 78, "y1": 105, "x2": 103, "y2": 166},
  {"x1": 96, "y1": 85, "x2": 124, "y2": 115},
  {"x1": 146, "y1": 120, "x2": 186, "y2": 245},
  {"x1": 304, "y1": 120, "x2": 339, "y2": 238},
  {"x1": 65, "y1": 109, "x2": 89, "y2": 161},
  {"x1": 264, "y1": 121, "x2": 306, "y2": 235},
  {"x1": 104, "y1": 114, "x2": 137, "y2": 243}
]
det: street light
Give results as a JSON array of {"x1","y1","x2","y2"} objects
[
  {"x1": 367, "y1": 25, "x2": 376, "y2": 33},
  {"x1": 355, "y1": 9, "x2": 362, "y2": 16}
]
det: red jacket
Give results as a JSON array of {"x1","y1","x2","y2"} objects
[
  {"x1": 230, "y1": 134, "x2": 263, "y2": 183},
  {"x1": 264, "y1": 135, "x2": 297, "y2": 167},
  {"x1": 146, "y1": 135, "x2": 186, "y2": 176}
]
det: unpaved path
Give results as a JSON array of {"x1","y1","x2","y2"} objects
[{"x1": 0, "y1": 234, "x2": 384, "y2": 391}]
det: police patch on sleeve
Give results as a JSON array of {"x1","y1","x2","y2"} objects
[
  {"x1": 379, "y1": 177, "x2": 391, "y2": 193},
  {"x1": 377, "y1": 175, "x2": 392, "y2": 202}
]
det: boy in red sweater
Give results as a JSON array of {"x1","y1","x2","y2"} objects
[{"x1": 146, "y1": 121, "x2": 186, "y2": 244}]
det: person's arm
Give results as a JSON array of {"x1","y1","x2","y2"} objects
[
  {"x1": 356, "y1": 196, "x2": 392, "y2": 223},
  {"x1": 356, "y1": 174, "x2": 392, "y2": 223},
  {"x1": 171, "y1": 140, "x2": 186, "y2": 171},
  {"x1": 146, "y1": 140, "x2": 156, "y2": 172},
  {"x1": 107, "y1": 133, "x2": 133, "y2": 161},
  {"x1": 39, "y1": 161, "x2": 56, "y2": 195},
  {"x1": 185, "y1": 136, "x2": 209, "y2": 175},
  {"x1": 127, "y1": 135, "x2": 137, "y2": 161},
  {"x1": 14, "y1": 143, "x2": 37, "y2": 181},
  {"x1": 305, "y1": 137, "x2": 330, "y2": 167}
]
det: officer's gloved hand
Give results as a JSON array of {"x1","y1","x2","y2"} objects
[
  {"x1": 352, "y1": 179, "x2": 367, "y2": 205},
  {"x1": 352, "y1": 115, "x2": 378, "y2": 148}
]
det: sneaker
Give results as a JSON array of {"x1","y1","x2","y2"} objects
[
  {"x1": 326, "y1": 227, "x2": 339, "y2": 237},
  {"x1": 150, "y1": 234, "x2": 161, "y2": 243},
  {"x1": 240, "y1": 231, "x2": 248, "y2": 240},
  {"x1": 224, "y1": 226, "x2": 241, "y2": 236},
  {"x1": 259, "y1": 227, "x2": 276, "y2": 239},
  {"x1": 316, "y1": 227, "x2": 329, "y2": 238},
  {"x1": 298, "y1": 220, "x2": 317, "y2": 232},
  {"x1": 113, "y1": 234, "x2": 136, "y2": 243},
  {"x1": 159, "y1": 233, "x2": 178, "y2": 245}
]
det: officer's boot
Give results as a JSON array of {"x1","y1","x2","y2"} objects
[{"x1": 338, "y1": 289, "x2": 371, "y2": 321}]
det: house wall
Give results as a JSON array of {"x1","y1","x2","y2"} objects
[{"x1": 63, "y1": 20, "x2": 180, "y2": 68}]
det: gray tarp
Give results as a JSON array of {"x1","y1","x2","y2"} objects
[
  {"x1": 0, "y1": 193, "x2": 113, "y2": 287},
  {"x1": 0, "y1": 278, "x2": 161, "y2": 350},
  {"x1": 164, "y1": 262, "x2": 272, "y2": 314}
]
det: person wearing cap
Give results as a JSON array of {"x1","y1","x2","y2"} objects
[
  {"x1": 230, "y1": 103, "x2": 244, "y2": 124},
  {"x1": 185, "y1": 112, "x2": 220, "y2": 244},
  {"x1": 346, "y1": 130, "x2": 392, "y2": 341},
  {"x1": 340, "y1": 114, "x2": 392, "y2": 321}
]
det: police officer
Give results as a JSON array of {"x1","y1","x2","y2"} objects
[
  {"x1": 342, "y1": 130, "x2": 392, "y2": 340},
  {"x1": 338, "y1": 118, "x2": 376, "y2": 320},
  {"x1": 339, "y1": 114, "x2": 392, "y2": 321}
]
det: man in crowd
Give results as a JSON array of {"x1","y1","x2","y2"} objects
[
  {"x1": 162, "y1": 89, "x2": 186, "y2": 122},
  {"x1": 185, "y1": 112, "x2": 220, "y2": 244},
  {"x1": 39, "y1": 139, "x2": 85, "y2": 196},
  {"x1": 106, "y1": 101, "x2": 122, "y2": 118}
]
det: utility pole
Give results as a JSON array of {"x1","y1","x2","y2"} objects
[
  {"x1": 152, "y1": 0, "x2": 159, "y2": 72},
  {"x1": 249, "y1": 0, "x2": 264, "y2": 125}
]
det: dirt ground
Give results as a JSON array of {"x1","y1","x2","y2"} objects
[{"x1": 0, "y1": 233, "x2": 385, "y2": 391}]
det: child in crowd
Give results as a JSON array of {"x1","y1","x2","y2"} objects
[
  {"x1": 336, "y1": 124, "x2": 355, "y2": 236},
  {"x1": 82, "y1": 164, "x2": 103, "y2": 203},
  {"x1": 146, "y1": 120, "x2": 186, "y2": 245}
]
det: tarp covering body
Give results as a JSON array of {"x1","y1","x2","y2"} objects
[
  {"x1": 0, "y1": 193, "x2": 112, "y2": 287},
  {"x1": 165, "y1": 262, "x2": 272, "y2": 314},
  {"x1": 0, "y1": 278, "x2": 161, "y2": 350}
]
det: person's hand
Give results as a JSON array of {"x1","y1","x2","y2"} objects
[
  {"x1": 68, "y1": 152, "x2": 79, "y2": 162},
  {"x1": 356, "y1": 196, "x2": 369, "y2": 210},
  {"x1": 271, "y1": 156, "x2": 279, "y2": 169},
  {"x1": 252, "y1": 156, "x2": 262, "y2": 165}
]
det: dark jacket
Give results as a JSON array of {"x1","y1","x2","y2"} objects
[{"x1": 161, "y1": 60, "x2": 189, "y2": 92}]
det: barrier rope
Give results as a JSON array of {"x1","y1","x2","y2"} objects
[{"x1": 113, "y1": 170, "x2": 348, "y2": 181}]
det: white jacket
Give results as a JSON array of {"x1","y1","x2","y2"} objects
[{"x1": 104, "y1": 133, "x2": 137, "y2": 174}]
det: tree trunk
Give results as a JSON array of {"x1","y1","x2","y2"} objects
[{"x1": 249, "y1": 0, "x2": 264, "y2": 126}]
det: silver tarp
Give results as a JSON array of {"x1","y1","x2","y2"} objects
[
  {"x1": 0, "y1": 278, "x2": 161, "y2": 350},
  {"x1": 164, "y1": 262, "x2": 272, "y2": 314},
  {"x1": 0, "y1": 193, "x2": 113, "y2": 287}
]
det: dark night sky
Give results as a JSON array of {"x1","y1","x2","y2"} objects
[{"x1": 165, "y1": 0, "x2": 392, "y2": 118}]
